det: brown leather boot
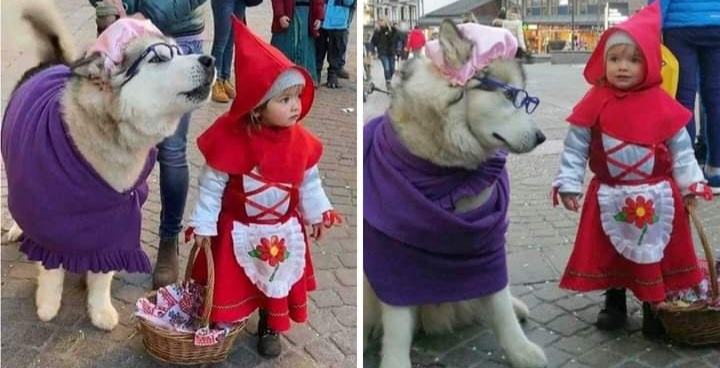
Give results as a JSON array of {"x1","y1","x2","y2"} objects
[{"x1": 152, "y1": 236, "x2": 179, "y2": 289}]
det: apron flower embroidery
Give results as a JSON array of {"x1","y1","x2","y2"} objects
[
  {"x1": 248, "y1": 235, "x2": 289, "y2": 281},
  {"x1": 614, "y1": 195, "x2": 658, "y2": 245}
]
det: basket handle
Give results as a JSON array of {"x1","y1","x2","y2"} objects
[
  {"x1": 183, "y1": 237, "x2": 215, "y2": 326},
  {"x1": 687, "y1": 204, "x2": 718, "y2": 301}
]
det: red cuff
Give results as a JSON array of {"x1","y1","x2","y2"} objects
[{"x1": 688, "y1": 182, "x2": 713, "y2": 201}]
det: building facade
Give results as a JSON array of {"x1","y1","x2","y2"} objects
[
  {"x1": 508, "y1": 0, "x2": 646, "y2": 53},
  {"x1": 417, "y1": 0, "x2": 646, "y2": 53},
  {"x1": 364, "y1": 0, "x2": 421, "y2": 28}
]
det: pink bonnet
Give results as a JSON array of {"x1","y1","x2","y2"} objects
[
  {"x1": 425, "y1": 23, "x2": 518, "y2": 86},
  {"x1": 87, "y1": 18, "x2": 164, "y2": 73}
]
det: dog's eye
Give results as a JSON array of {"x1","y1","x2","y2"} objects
[{"x1": 148, "y1": 55, "x2": 168, "y2": 64}]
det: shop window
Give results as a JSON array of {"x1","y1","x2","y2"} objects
[{"x1": 558, "y1": 5, "x2": 569, "y2": 15}]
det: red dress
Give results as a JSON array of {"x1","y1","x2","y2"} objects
[
  {"x1": 558, "y1": 128, "x2": 703, "y2": 302},
  {"x1": 191, "y1": 169, "x2": 318, "y2": 331},
  {"x1": 558, "y1": 3, "x2": 703, "y2": 302}
]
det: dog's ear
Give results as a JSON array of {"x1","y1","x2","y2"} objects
[
  {"x1": 70, "y1": 51, "x2": 109, "y2": 81},
  {"x1": 439, "y1": 19, "x2": 473, "y2": 69}
]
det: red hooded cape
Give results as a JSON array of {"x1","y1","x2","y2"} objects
[
  {"x1": 197, "y1": 17, "x2": 322, "y2": 185},
  {"x1": 566, "y1": 2, "x2": 690, "y2": 145}
]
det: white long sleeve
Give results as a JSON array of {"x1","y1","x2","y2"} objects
[
  {"x1": 189, "y1": 165, "x2": 229, "y2": 236},
  {"x1": 553, "y1": 126, "x2": 591, "y2": 194},
  {"x1": 667, "y1": 129, "x2": 705, "y2": 195},
  {"x1": 299, "y1": 165, "x2": 333, "y2": 225}
]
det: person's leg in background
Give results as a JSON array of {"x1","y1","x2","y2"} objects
[
  {"x1": 698, "y1": 27, "x2": 720, "y2": 192},
  {"x1": 220, "y1": 0, "x2": 247, "y2": 98},
  {"x1": 315, "y1": 28, "x2": 330, "y2": 86},
  {"x1": 153, "y1": 39, "x2": 203, "y2": 289},
  {"x1": 326, "y1": 29, "x2": 346, "y2": 88},
  {"x1": 664, "y1": 28, "x2": 700, "y2": 143},
  {"x1": 210, "y1": 0, "x2": 234, "y2": 103},
  {"x1": 379, "y1": 54, "x2": 391, "y2": 89}
]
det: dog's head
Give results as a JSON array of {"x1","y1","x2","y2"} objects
[
  {"x1": 68, "y1": 33, "x2": 215, "y2": 140},
  {"x1": 390, "y1": 20, "x2": 544, "y2": 168}
]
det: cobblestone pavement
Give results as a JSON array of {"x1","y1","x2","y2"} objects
[
  {"x1": 363, "y1": 59, "x2": 720, "y2": 368},
  {"x1": 1, "y1": 1, "x2": 357, "y2": 367}
]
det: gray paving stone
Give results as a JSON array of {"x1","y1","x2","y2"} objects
[
  {"x1": 577, "y1": 347, "x2": 625, "y2": 367},
  {"x1": 533, "y1": 286, "x2": 569, "y2": 302},
  {"x1": 331, "y1": 330, "x2": 356, "y2": 356},
  {"x1": 553, "y1": 335, "x2": 599, "y2": 355},
  {"x1": 616, "y1": 361, "x2": 651, "y2": 368},
  {"x1": 332, "y1": 306, "x2": 357, "y2": 328},
  {"x1": 305, "y1": 339, "x2": 346, "y2": 366},
  {"x1": 544, "y1": 346, "x2": 575, "y2": 367},
  {"x1": 555, "y1": 295, "x2": 596, "y2": 312},
  {"x1": 636, "y1": 347, "x2": 685, "y2": 367},
  {"x1": 310, "y1": 289, "x2": 344, "y2": 308},
  {"x1": 528, "y1": 302, "x2": 566, "y2": 324},
  {"x1": 526, "y1": 327, "x2": 561, "y2": 347},
  {"x1": 546, "y1": 314, "x2": 591, "y2": 336},
  {"x1": 335, "y1": 269, "x2": 356, "y2": 286},
  {"x1": 441, "y1": 345, "x2": 487, "y2": 367}
]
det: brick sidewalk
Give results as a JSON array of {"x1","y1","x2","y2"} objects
[
  {"x1": 1, "y1": 1, "x2": 357, "y2": 367},
  {"x1": 363, "y1": 61, "x2": 720, "y2": 368}
]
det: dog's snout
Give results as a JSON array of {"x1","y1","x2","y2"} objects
[
  {"x1": 535, "y1": 131, "x2": 546, "y2": 145},
  {"x1": 198, "y1": 55, "x2": 215, "y2": 69}
]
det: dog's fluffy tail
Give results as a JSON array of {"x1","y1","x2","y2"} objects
[{"x1": 21, "y1": 0, "x2": 76, "y2": 65}]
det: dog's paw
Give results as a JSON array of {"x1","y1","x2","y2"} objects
[
  {"x1": 88, "y1": 303, "x2": 119, "y2": 331},
  {"x1": 512, "y1": 296, "x2": 530, "y2": 322},
  {"x1": 506, "y1": 340, "x2": 547, "y2": 368},
  {"x1": 6, "y1": 222, "x2": 23, "y2": 242},
  {"x1": 36, "y1": 299, "x2": 61, "y2": 322}
]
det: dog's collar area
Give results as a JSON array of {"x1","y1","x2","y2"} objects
[
  {"x1": 122, "y1": 42, "x2": 183, "y2": 86},
  {"x1": 470, "y1": 75, "x2": 540, "y2": 114}
]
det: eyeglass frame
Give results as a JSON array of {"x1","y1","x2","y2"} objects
[
  {"x1": 122, "y1": 42, "x2": 184, "y2": 85},
  {"x1": 470, "y1": 74, "x2": 540, "y2": 114}
]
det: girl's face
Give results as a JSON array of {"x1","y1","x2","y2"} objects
[
  {"x1": 260, "y1": 85, "x2": 303, "y2": 128},
  {"x1": 605, "y1": 44, "x2": 645, "y2": 90}
]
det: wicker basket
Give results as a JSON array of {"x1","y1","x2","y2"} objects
[
  {"x1": 138, "y1": 239, "x2": 245, "y2": 365},
  {"x1": 658, "y1": 205, "x2": 720, "y2": 346}
]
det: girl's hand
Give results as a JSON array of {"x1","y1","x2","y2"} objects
[
  {"x1": 311, "y1": 223, "x2": 324, "y2": 241},
  {"x1": 194, "y1": 235, "x2": 211, "y2": 247},
  {"x1": 280, "y1": 16, "x2": 291, "y2": 29},
  {"x1": 310, "y1": 210, "x2": 343, "y2": 241},
  {"x1": 560, "y1": 193, "x2": 581, "y2": 212},
  {"x1": 313, "y1": 19, "x2": 321, "y2": 30}
]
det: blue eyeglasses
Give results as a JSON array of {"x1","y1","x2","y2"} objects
[
  {"x1": 123, "y1": 42, "x2": 183, "y2": 84},
  {"x1": 471, "y1": 75, "x2": 540, "y2": 114}
]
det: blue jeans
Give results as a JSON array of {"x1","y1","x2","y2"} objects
[
  {"x1": 663, "y1": 27, "x2": 720, "y2": 167},
  {"x1": 157, "y1": 38, "x2": 203, "y2": 240},
  {"x1": 379, "y1": 54, "x2": 395, "y2": 82},
  {"x1": 211, "y1": 0, "x2": 246, "y2": 80}
]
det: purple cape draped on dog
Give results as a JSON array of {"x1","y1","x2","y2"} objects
[
  {"x1": 364, "y1": 115, "x2": 510, "y2": 306},
  {"x1": 1, "y1": 65, "x2": 154, "y2": 273}
]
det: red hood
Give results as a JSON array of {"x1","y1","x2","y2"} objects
[
  {"x1": 195, "y1": 17, "x2": 322, "y2": 183},
  {"x1": 229, "y1": 17, "x2": 314, "y2": 120},
  {"x1": 584, "y1": 2, "x2": 662, "y2": 91},
  {"x1": 566, "y1": 1, "x2": 690, "y2": 145}
]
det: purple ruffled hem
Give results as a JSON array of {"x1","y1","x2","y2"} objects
[{"x1": 20, "y1": 240, "x2": 152, "y2": 274}]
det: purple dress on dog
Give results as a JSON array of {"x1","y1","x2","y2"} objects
[
  {"x1": 1, "y1": 65, "x2": 154, "y2": 273},
  {"x1": 364, "y1": 115, "x2": 510, "y2": 306}
]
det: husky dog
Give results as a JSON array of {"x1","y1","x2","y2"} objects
[
  {"x1": 364, "y1": 20, "x2": 548, "y2": 368},
  {"x1": 4, "y1": 1, "x2": 214, "y2": 331}
]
